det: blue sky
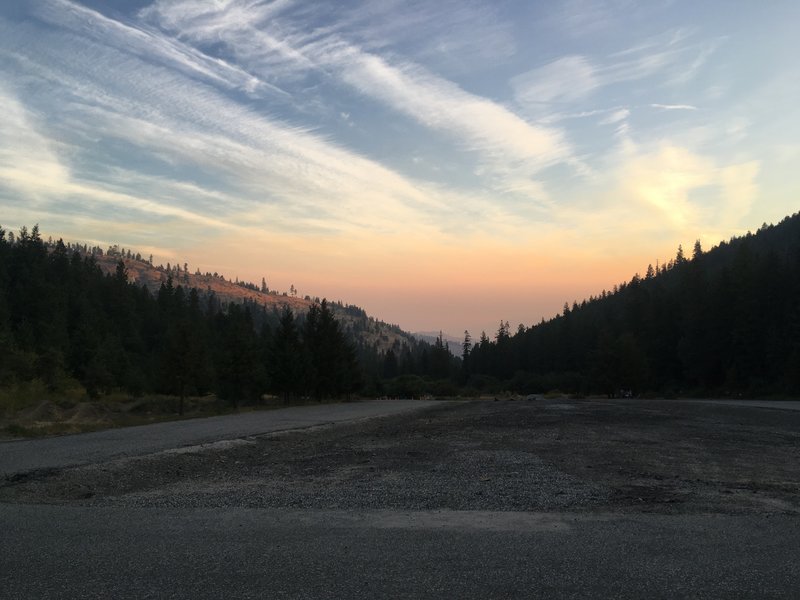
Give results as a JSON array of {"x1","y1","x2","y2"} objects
[{"x1": 1, "y1": 0, "x2": 798, "y2": 336}]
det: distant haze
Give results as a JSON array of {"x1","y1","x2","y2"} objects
[{"x1": 1, "y1": 1, "x2": 798, "y2": 336}]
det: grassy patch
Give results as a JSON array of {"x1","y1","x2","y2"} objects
[
  {"x1": 0, "y1": 378, "x2": 87, "y2": 415},
  {"x1": 0, "y1": 390, "x2": 364, "y2": 439}
]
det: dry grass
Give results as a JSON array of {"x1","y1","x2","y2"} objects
[
  {"x1": 1, "y1": 390, "x2": 362, "y2": 440},
  {"x1": 101, "y1": 256, "x2": 312, "y2": 313}
]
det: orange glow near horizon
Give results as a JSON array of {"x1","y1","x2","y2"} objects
[{"x1": 181, "y1": 229, "x2": 687, "y2": 337}]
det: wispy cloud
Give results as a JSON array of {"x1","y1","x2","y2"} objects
[
  {"x1": 599, "y1": 108, "x2": 630, "y2": 125},
  {"x1": 140, "y1": 0, "x2": 323, "y2": 81},
  {"x1": 324, "y1": 0, "x2": 517, "y2": 71},
  {"x1": 34, "y1": 0, "x2": 284, "y2": 97},
  {"x1": 512, "y1": 56, "x2": 598, "y2": 105},
  {"x1": 0, "y1": 80, "x2": 246, "y2": 235},
  {"x1": 1, "y1": 3, "x2": 538, "y2": 243},
  {"x1": 0, "y1": 83, "x2": 71, "y2": 197},
  {"x1": 143, "y1": 0, "x2": 574, "y2": 199},
  {"x1": 513, "y1": 29, "x2": 716, "y2": 115},
  {"x1": 548, "y1": 0, "x2": 640, "y2": 37},
  {"x1": 332, "y1": 50, "x2": 569, "y2": 174},
  {"x1": 650, "y1": 103, "x2": 698, "y2": 111},
  {"x1": 553, "y1": 140, "x2": 762, "y2": 251}
]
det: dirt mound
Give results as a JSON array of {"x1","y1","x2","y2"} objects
[
  {"x1": 67, "y1": 402, "x2": 114, "y2": 425},
  {"x1": 18, "y1": 401, "x2": 66, "y2": 423}
]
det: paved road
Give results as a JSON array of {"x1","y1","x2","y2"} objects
[
  {"x1": 1, "y1": 504, "x2": 796, "y2": 599},
  {"x1": 695, "y1": 399, "x2": 800, "y2": 411},
  {"x1": 0, "y1": 400, "x2": 443, "y2": 477}
]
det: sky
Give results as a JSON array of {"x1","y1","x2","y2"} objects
[{"x1": 1, "y1": 1, "x2": 799, "y2": 338}]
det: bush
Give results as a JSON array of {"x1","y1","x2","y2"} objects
[
  {"x1": 383, "y1": 375, "x2": 427, "y2": 398},
  {"x1": 0, "y1": 378, "x2": 88, "y2": 416},
  {"x1": 428, "y1": 379, "x2": 460, "y2": 397},
  {"x1": 465, "y1": 374, "x2": 500, "y2": 393},
  {"x1": 0, "y1": 379, "x2": 51, "y2": 414}
]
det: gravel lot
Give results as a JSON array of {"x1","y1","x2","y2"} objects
[
  {"x1": 3, "y1": 398, "x2": 800, "y2": 599},
  {"x1": 3, "y1": 398, "x2": 799, "y2": 516}
]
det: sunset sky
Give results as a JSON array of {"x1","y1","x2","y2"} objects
[{"x1": 1, "y1": 0, "x2": 798, "y2": 337}]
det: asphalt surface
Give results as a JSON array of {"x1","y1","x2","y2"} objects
[
  {"x1": 2, "y1": 398, "x2": 798, "y2": 598},
  {"x1": 0, "y1": 399, "x2": 442, "y2": 478},
  {"x1": 2, "y1": 504, "x2": 796, "y2": 599},
  {"x1": 694, "y1": 399, "x2": 800, "y2": 411}
]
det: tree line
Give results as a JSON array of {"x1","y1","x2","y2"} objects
[{"x1": 6, "y1": 211, "x2": 793, "y2": 407}]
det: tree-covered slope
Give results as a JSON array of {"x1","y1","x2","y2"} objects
[
  {"x1": 0, "y1": 225, "x2": 444, "y2": 408},
  {"x1": 75, "y1": 244, "x2": 420, "y2": 356},
  {"x1": 464, "y1": 213, "x2": 800, "y2": 396}
]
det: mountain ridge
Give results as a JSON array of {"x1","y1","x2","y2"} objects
[{"x1": 58, "y1": 241, "x2": 422, "y2": 356}]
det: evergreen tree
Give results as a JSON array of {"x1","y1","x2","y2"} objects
[
  {"x1": 461, "y1": 330, "x2": 472, "y2": 379},
  {"x1": 303, "y1": 299, "x2": 361, "y2": 399},
  {"x1": 214, "y1": 304, "x2": 263, "y2": 407},
  {"x1": 692, "y1": 239, "x2": 703, "y2": 261},
  {"x1": 383, "y1": 349, "x2": 399, "y2": 379},
  {"x1": 270, "y1": 306, "x2": 304, "y2": 402},
  {"x1": 429, "y1": 331, "x2": 451, "y2": 379}
]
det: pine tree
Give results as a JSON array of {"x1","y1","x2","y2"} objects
[
  {"x1": 214, "y1": 305, "x2": 263, "y2": 407},
  {"x1": 270, "y1": 306, "x2": 303, "y2": 402},
  {"x1": 461, "y1": 330, "x2": 472, "y2": 380},
  {"x1": 675, "y1": 244, "x2": 687, "y2": 265},
  {"x1": 383, "y1": 349, "x2": 399, "y2": 379},
  {"x1": 692, "y1": 240, "x2": 703, "y2": 261}
]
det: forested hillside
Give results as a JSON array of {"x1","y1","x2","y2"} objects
[
  {"x1": 0, "y1": 225, "x2": 453, "y2": 411},
  {"x1": 463, "y1": 213, "x2": 800, "y2": 397},
  {"x1": 76, "y1": 242, "x2": 419, "y2": 356}
]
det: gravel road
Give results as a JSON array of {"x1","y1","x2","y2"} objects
[{"x1": 2, "y1": 398, "x2": 799, "y2": 598}]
